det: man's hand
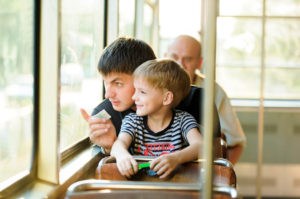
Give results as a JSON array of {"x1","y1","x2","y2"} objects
[{"x1": 80, "y1": 108, "x2": 117, "y2": 150}]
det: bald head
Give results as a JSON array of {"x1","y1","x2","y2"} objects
[{"x1": 165, "y1": 35, "x2": 202, "y2": 83}]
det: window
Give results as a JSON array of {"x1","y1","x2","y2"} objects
[
  {"x1": 60, "y1": 0, "x2": 104, "y2": 151},
  {"x1": 0, "y1": 0, "x2": 34, "y2": 190},
  {"x1": 158, "y1": 0, "x2": 201, "y2": 57},
  {"x1": 143, "y1": 4, "x2": 154, "y2": 45},
  {"x1": 218, "y1": 0, "x2": 300, "y2": 197},
  {"x1": 118, "y1": 0, "x2": 135, "y2": 37},
  {"x1": 217, "y1": 0, "x2": 300, "y2": 100}
]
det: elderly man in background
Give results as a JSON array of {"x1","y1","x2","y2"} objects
[{"x1": 165, "y1": 35, "x2": 246, "y2": 165}]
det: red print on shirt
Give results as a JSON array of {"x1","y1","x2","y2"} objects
[{"x1": 139, "y1": 143, "x2": 176, "y2": 156}]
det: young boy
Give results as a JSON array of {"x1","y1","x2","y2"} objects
[
  {"x1": 80, "y1": 37, "x2": 220, "y2": 154},
  {"x1": 111, "y1": 59, "x2": 203, "y2": 179}
]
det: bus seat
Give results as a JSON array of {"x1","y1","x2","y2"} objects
[{"x1": 95, "y1": 156, "x2": 236, "y2": 187}]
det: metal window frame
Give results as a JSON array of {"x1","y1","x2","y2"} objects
[{"x1": 38, "y1": 0, "x2": 60, "y2": 184}]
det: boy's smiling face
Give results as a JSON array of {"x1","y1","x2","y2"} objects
[
  {"x1": 103, "y1": 72, "x2": 136, "y2": 112},
  {"x1": 132, "y1": 77, "x2": 166, "y2": 116}
]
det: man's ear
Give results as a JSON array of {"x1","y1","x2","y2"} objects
[
  {"x1": 163, "y1": 91, "x2": 174, "y2": 106},
  {"x1": 197, "y1": 58, "x2": 203, "y2": 70}
]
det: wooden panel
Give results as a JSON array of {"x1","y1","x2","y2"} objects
[{"x1": 95, "y1": 161, "x2": 236, "y2": 187}]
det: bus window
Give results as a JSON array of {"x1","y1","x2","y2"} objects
[
  {"x1": 118, "y1": 0, "x2": 135, "y2": 37},
  {"x1": 0, "y1": 0, "x2": 34, "y2": 190},
  {"x1": 60, "y1": 0, "x2": 104, "y2": 152}
]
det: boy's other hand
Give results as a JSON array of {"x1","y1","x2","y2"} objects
[{"x1": 150, "y1": 154, "x2": 179, "y2": 179}]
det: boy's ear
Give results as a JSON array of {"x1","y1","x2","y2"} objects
[{"x1": 163, "y1": 91, "x2": 174, "y2": 106}]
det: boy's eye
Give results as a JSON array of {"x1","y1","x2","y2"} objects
[{"x1": 141, "y1": 90, "x2": 146, "y2": 94}]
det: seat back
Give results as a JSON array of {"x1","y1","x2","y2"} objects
[{"x1": 95, "y1": 156, "x2": 236, "y2": 187}]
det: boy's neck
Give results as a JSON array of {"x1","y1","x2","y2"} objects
[{"x1": 147, "y1": 108, "x2": 173, "y2": 133}]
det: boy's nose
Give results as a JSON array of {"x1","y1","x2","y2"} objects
[{"x1": 132, "y1": 92, "x2": 137, "y2": 101}]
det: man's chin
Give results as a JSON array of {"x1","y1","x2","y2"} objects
[
  {"x1": 112, "y1": 105, "x2": 124, "y2": 112},
  {"x1": 112, "y1": 104, "x2": 131, "y2": 112}
]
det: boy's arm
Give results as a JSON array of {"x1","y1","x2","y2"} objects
[
  {"x1": 111, "y1": 133, "x2": 138, "y2": 178},
  {"x1": 150, "y1": 128, "x2": 202, "y2": 179}
]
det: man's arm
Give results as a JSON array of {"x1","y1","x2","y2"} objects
[
  {"x1": 214, "y1": 83, "x2": 246, "y2": 164},
  {"x1": 227, "y1": 144, "x2": 243, "y2": 165}
]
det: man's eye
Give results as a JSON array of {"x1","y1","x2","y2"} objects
[
  {"x1": 141, "y1": 90, "x2": 146, "y2": 94},
  {"x1": 116, "y1": 82, "x2": 122, "y2": 86},
  {"x1": 171, "y1": 55, "x2": 178, "y2": 60}
]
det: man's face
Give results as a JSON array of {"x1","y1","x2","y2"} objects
[
  {"x1": 103, "y1": 72, "x2": 136, "y2": 112},
  {"x1": 166, "y1": 39, "x2": 201, "y2": 82}
]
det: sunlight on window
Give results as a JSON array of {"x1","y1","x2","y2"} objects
[
  {"x1": 158, "y1": 0, "x2": 201, "y2": 57},
  {"x1": 0, "y1": 0, "x2": 34, "y2": 188},
  {"x1": 60, "y1": 0, "x2": 103, "y2": 151},
  {"x1": 119, "y1": 0, "x2": 135, "y2": 37}
]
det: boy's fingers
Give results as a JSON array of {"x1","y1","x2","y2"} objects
[{"x1": 80, "y1": 108, "x2": 90, "y2": 121}]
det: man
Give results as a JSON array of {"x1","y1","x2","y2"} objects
[
  {"x1": 165, "y1": 35, "x2": 246, "y2": 165},
  {"x1": 81, "y1": 37, "x2": 221, "y2": 155}
]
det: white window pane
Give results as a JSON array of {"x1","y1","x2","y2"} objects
[
  {"x1": 0, "y1": 0, "x2": 34, "y2": 187},
  {"x1": 143, "y1": 4, "x2": 153, "y2": 45},
  {"x1": 60, "y1": 0, "x2": 104, "y2": 151},
  {"x1": 266, "y1": 0, "x2": 300, "y2": 16},
  {"x1": 219, "y1": 0, "x2": 262, "y2": 16},
  {"x1": 265, "y1": 19, "x2": 300, "y2": 99},
  {"x1": 119, "y1": 0, "x2": 135, "y2": 37},
  {"x1": 265, "y1": 19, "x2": 300, "y2": 68},
  {"x1": 217, "y1": 67, "x2": 260, "y2": 99},
  {"x1": 265, "y1": 68, "x2": 300, "y2": 99},
  {"x1": 216, "y1": 18, "x2": 262, "y2": 99}
]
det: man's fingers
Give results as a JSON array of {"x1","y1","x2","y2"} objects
[
  {"x1": 89, "y1": 128, "x2": 108, "y2": 139},
  {"x1": 80, "y1": 108, "x2": 90, "y2": 121}
]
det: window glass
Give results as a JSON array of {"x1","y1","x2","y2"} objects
[
  {"x1": 219, "y1": 0, "x2": 262, "y2": 16},
  {"x1": 60, "y1": 0, "x2": 103, "y2": 151},
  {"x1": 218, "y1": 1, "x2": 300, "y2": 197},
  {"x1": 158, "y1": 0, "x2": 201, "y2": 57},
  {"x1": 216, "y1": 18, "x2": 262, "y2": 98},
  {"x1": 0, "y1": 0, "x2": 34, "y2": 188},
  {"x1": 143, "y1": 4, "x2": 153, "y2": 45},
  {"x1": 266, "y1": 0, "x2": 300, "y2": 16},
  {"x1": 119, "y1": 0, "x2": 135, "y2": 37},
  {"x1": 265, "y1": 68, "x2": 300, "y2": 99},
  {"x1": 264, "y1": 19, "x2": 300, "y2": 99}
]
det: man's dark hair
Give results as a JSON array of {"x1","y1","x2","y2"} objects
[{"x1": 98, "y1": 37, "x2": 156, "y2": 75}]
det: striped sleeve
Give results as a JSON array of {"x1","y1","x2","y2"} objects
[
  {"x1": 180, "y1": 111, "x2": 201, "y2": 143},
  {"x1": 119, "y1": 113, "x2": 137, "y2": 140}
]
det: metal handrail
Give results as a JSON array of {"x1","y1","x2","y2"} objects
[{"x1": 66, "y1": 179, "x2": 238, "y2": 198}]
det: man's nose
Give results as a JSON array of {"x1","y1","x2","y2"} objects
[
  {"x1": 178, "y1": 58, "x2": 186, "y2": 69},
  {"x1": 105, "y1": 86, "x2": 115, "y2": 98}
]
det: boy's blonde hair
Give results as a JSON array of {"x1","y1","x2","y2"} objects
[{"x1": 133, "y1": 58, "x2": 191, "y2": 107}]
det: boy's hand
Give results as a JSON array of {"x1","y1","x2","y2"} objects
[
  {"x1": 116, "y1": 155, "x2": 138, "y2": 178},
  {"x1": 150, "y1": 154, "x2": 179, "y2": 179},
  {"x1": 80, "y1": 108, "x2": 117, "y2": 149}
]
